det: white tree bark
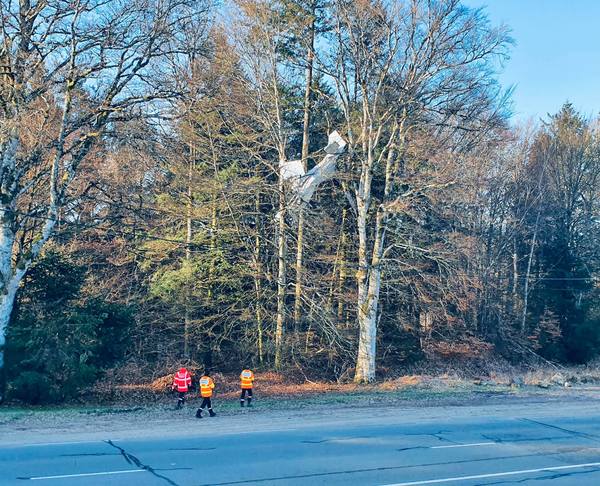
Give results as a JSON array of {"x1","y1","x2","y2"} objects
[
  {"x1": 355, "y1": 266, "x2": 381, "y2": 383},
  {"x1": 0, "y1": 274, "x2": 22, "y2": 373},
  {"x1": 274, "y1": 175, "x2": 287, "y2": 369},
  {"x1": 354, "y1": 200, "x2": 380, "y2": 382},
  {"x1": 354, "y1": 181, "x2": 388, "y2": 383},
  {"x1": 353, "y1": 130, "x2": 378, "y2": 382},
  {"x1": 0, "y1": 199, "x2": 17, "y2": 361},
  {"x1": 0, "y1": 198, "x2": 56, "y2": 400}
]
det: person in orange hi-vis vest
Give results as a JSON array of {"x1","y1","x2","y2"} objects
[
  {"x1": 171, "y1": 367, "x2": 192, "y2": 409},
  {"x1": 240, "y1": 368, "x2": 254, "y2": 407},
  {"x1": 195, "y1": 371, "x2": 216, "y2": 418}
]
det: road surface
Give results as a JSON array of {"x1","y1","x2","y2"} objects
[{"x1": 2, "y1": 399, "x2": 600, "y2": 485}]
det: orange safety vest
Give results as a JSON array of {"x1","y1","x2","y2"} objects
[
  {"x1": 199, "y1": 376, "x2": 215, "y2": 397},
  {"x1": 172, "y1": 369, "x2": 192, "y2": 392},
  {"x1": 240, "y1": 369, "x2": 254, "y2": 389}
]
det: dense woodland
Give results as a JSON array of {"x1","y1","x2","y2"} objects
[{"x1": 0, "y1": 0, "x2": 599, "y2": 403}]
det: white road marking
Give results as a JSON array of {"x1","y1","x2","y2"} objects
[
  {"x1": 430, "y1": 442, "x2": 496, "y2": 449},
  {"x1": 0, "y1": 440, "x2": 105, "y2": 448},
  {"x1": 29, "y1": 469, "x2": 145, "y2": 480},
  {"x1": 380, "y1": 461, "x2": 600, "y2": 486}
]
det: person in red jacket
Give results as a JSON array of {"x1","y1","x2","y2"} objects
[{"x1": 171, "y1": 367, "x2": 192, "y2": 409}]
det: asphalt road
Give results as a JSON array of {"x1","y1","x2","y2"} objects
[{"x1": 2, "y1": 401, "x2": 600, "y2": 485}]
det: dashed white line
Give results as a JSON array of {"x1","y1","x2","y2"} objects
[
  {"x1": 29, "y1": 469, "x2": 145, "y2": 480},
  {"x1": 430, "y1": 442, "x2": 496, "y2": 449},
  {"x1": 380, "y1": 461, "x2": 600, "y2": 486}
]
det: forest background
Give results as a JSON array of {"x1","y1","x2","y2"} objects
[{"x1": 1, "y1": 0, "x2": 599, "y2": 404}]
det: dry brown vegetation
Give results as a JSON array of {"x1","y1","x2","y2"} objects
[{"x1": 79, "y1": 357, "x2": 600, "y2": 407}]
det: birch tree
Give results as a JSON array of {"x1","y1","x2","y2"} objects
[
  {"x1": 0, "y1": 0, "x2": 211, "y2": 397},
  {"x1": 327, "y1": 0, "x2": 510, "y2": 382}
]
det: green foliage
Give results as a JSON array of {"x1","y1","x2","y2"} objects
[
  {"x1": 569, "y1": 300, "x2": 600, "y2": 363},
  {"x1": 10, "y1": 372, "x2": 52, "y2": 405},
  {"x1": 523, "y1": 104, "x2": 600, "y2": 363},
  {"x1": 5, "y1": 250, "x2": 133, "y2": 404}
]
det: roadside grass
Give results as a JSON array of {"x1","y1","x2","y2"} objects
[
  {"x1": 6, "y1": 360, "x2": 596, "y2": 422},
  {"x1": 3, "y1": 362, "x2": 598, "y2": 437},
  {"x1": 0, "y1": 405, "x2": 115, "y2": 424},
  {"x1": 226, "y1": 382, "x2": 519, "y2": 412},
  {"x1": 0, "y1": 380, "x2": 521, "y2": 422}
]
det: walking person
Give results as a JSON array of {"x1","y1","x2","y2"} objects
[
  {"x1": 172, "y1": 367, "x2": 192, "y2": 409},
  {"x1": 196, "y1": 371, "x2": 216, "y2": 418},
  {"x1": 240, "y1": 368, "x2": 254, "y2": 407}
]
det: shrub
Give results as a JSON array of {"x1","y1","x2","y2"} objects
[
  {"x1": 5, "y1": 250, "x2": 133, "y2": 404},
  {"x1": 9, "y1": 371, "x2": 52, "y2": 405}
]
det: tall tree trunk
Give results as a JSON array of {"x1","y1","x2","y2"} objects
[
  {"x1": 0, "y1": 214, "x2": 17, "y2": 400},
  {"x1": 354, "y1": 124, "x2": 398, "y2": 383},
  {"x1": 336, "y1": 208, "x2": 348, "y2": 322},
  {"x1": 0, "y1": 211, "x2": 41, "y2": 401},
  {"x1": 254, "y1": 187, "x2": 264, "y2": 363},
  {"x1": 0, "y1": 139, "x2": 57, "y2": 399},
  {"x1": 521, "y1": 212, "x2": 540, "y2": 333},
  {"x1": 507, "y1": 236, "x2": 518, "y2": 317},
  {"x1": 207, "y1": 203, "x2": 218, "y2": 300},
  {"x1": 184, "y1": 145, "x2": 194, "y2": 359},
  {"x1": 293, "y1": 9, "x2": 316, "y2": 331},
  {"x1": 327, "y1": 207, "x2": 348, "y2": 318},
  {"x1": 512, "y1": 237, "x2": 518, "y2": 298},
  {"x1": 355, "y1": 205, "x2": 386, "y2": 383},
  {"x1": 293, "y1": 212, "x2": 305, "y2": 331},
  {"x1": 354, "y1": 179, "x2": 376, "y2": 382},
  {"x1": 275, "y1": 179, "x2": 287, "y2": 370},
  {"x1": 354, "y1": 93, "x2": 375, "y2": 382},
  {"x1": 269, "y1": 35, "x2": 287, "y2": 370},
  {"x1": 0, "y1": 284, "x2": 19, "y2": 401}
]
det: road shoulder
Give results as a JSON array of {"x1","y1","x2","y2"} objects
[{"x1": 2, "y1": 385, "x2": 599, "y2": 447}]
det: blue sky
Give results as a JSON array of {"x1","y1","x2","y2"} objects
[{"x1": 463, "y1": 0, "x2": 600, "y2": 122}]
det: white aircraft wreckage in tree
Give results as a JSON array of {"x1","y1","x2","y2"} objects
[{"x1": 279, "y1": 131, "x2": 347, "y2": 218}]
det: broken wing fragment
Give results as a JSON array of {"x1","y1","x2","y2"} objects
[{"x1": 279, "y1": 131, "x2": 347, "y2": 214}]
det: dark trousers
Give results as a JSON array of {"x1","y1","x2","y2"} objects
[
  {"x1": 240, "y1": 389, "x2": 253, "y2": 402},
  {"x1": 196, "y1": 397, "x2": 214, "y2": 417},
  {"x1": 176, "y1": 391, "x2": 186, "y2": 408}
]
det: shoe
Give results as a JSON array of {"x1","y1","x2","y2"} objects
[
  {"x1": 240, "y1": 401, "x2": 245, "y2": 407},
  {"x1": 195, "y1": 409, "x2": 202, "y2": 418},
  {"x1": 247, "y1": 399, "x2": 253, "y2": 407},
  {"x1": 209, "y1": 410, "x2": 216, "y2": 417}
]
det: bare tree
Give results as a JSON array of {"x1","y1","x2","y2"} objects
[
  {"x1": 326, "y1": 0, "x2": 510, "y2": 382},
  {"x1": 293, "y1": 0, "x2": 317, "y2": 330},
  {"x1": 233, "y1": 0, "x2": 293, "y2": 369},
  {"x1": 0, "y1": 0, "x2": 212, "y2": 396}
]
